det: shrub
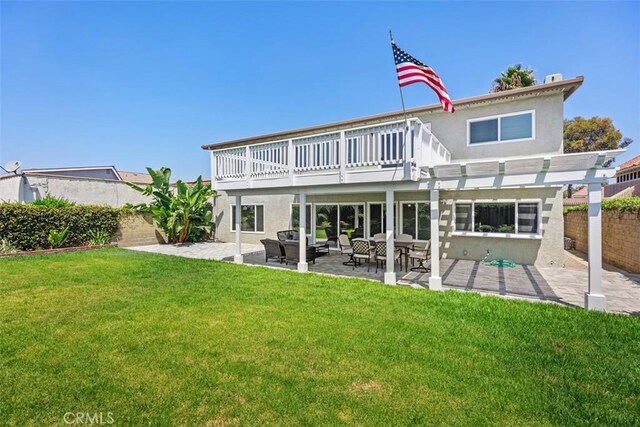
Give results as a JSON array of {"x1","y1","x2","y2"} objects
[
  {"x1": 0, "y1": 239, "x2": 19, "y2": 254},
  {"x1": 0, "y1": 203, "x2": 121, "y2": 251},
  {"x1": 126, "y1": 167, "x2": 217, "y2": 243},
  {"x1": 31, "y1": 194, "x2": 76, "y2": 208},
  {"x1": 563, "y1": 196, "x2": 640, "y2": 215},
  {"x1": 47, "y1": 228, "x2": 69, "y2": 249},
  {"x1": 88, "y1": 229, "x2": 111, "y2": 246}
]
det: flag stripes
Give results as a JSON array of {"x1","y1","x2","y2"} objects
[{"x1": 392, "y1": 42, "x2": 455, "y2": 113}]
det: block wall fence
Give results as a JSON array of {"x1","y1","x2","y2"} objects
[
  {"x1": 564, "y1": 210, "x2": 640, "y2": 273},
  {"x1": 115, "y1": 213, "x2": 166, "y2": 247}
]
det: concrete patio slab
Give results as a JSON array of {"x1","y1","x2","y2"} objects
[{"x1": 127, "y1": 242, "x2": 263, "y2": 260}]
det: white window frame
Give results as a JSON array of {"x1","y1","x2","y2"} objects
[
  {"x1": 230, "y1": 203, "x2": 265, "y2": 234},
  {"x1": 467, "y1": 110, "x2": 536, "y2": 146},
  {"x1": 399, "y1": 201, "x2": 430, "y2": 241},
  {"x1": 452, "y1": 199, "x2": 543, "y2": 239}
]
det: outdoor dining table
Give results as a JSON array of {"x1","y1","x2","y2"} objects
[{"x1": 368, "y1": 239, "x2": 415, "y2": 271}]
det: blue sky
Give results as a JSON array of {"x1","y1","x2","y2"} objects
[{"x1": 1, "y1": 1, "x2": 638, "y2": 180}]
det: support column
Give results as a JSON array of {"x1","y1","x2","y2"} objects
[
  {"x1": 298, "y1": 192, "x2": 308, "y2": 272},
  {"x1": 585, "y1": 183, "x2": 605, "y2": 311},
  {"x1": 384, "y1": 189, "x2": 396, "y2": 285},
  {"x1": 234, "y1": 195, "x2": 243, "y2": 264},
  {"x1": 429, "y1": 189, "x2": 442, "y2": 290}
]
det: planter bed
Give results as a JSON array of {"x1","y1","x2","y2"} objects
[{"x1": 0, "y1": 243, "x2": 117, "y2": 258}]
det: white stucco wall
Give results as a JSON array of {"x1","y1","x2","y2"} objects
[
  {"x1": 0, "y1": 176, "x2": 22, "y2": 202},
  {"x1": 415, "y1": 93, "x2": 564, "y2": 160},
  {"x1": 214, "y1": 187, "x2": 564, "y2": 267},
  {"x1": 16, "y1": 175, "x2": 149, "y2": 207}
]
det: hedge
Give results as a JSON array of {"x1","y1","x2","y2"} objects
[
  {"x1": 563, "y1": 196, "x2": 640, "y2": 215},
  {"x1": 0, "y1": 203, "x2": 122, "y2": 251}
]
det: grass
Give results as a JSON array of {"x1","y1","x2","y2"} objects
[{"x1": 1, "y1": 248, "x2": 639, "y2": 425}]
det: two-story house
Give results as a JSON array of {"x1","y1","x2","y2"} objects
[{"x1": 203, "y1": 75, "x2": 622, "y2": 311}]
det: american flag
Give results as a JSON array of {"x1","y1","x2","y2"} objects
[{"x1": 392, "y1": 41, "x2": 455, "y2": 113}]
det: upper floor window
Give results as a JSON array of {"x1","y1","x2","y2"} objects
[{"x1": 468, "y1": 110, "x2": 534, "y2": 145}]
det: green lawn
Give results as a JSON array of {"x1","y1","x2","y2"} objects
[{"x1": 1, "y1": 249, "x2": 639, "y2": 426}]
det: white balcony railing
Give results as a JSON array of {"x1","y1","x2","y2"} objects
[{"x1": 213, "y1": 118, "x2": 451, "y2": 184}]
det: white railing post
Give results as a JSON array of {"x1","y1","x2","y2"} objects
[
  {"x1": 340, "y1": 131, "x2": 347, "y2": 182},
  {"x1": 288, "y1": 139, "x2": 294, "y2": 182},
  {"x1": 245, "y1": 146, "x2": 252, "y2": 181}
]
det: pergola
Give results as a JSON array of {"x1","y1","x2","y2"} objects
[{"x1": 227, "y1": 149, "x2": 623, "y2": 312}]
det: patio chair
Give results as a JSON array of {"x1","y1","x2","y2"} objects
[
  {"x1": 338, "y1": 234, "x2": 353, "y2": 266},
  {"x1": 373, "y1": 233, "x2": 386, "y2": 242},
  {"x1": 374, "y1": 241, "x2": 401, "y2": 273},
  {"x1": 324, "y1": 228, "x2": 339, "y2": 247},
  {"x1": 351, "y1": 238, "x2": 373, "y2": 271},
  {"x1": 283, "y1": 240, "x2": 316, "y2": 265},
  {"x1": 408, "y1": 240, "x2": 431, "y2": 273},
  {"x1": 277, "y1": 230, "x2": 296, "y2": 242},
  {"x1": 260, "y1": 238, "x2": 285, "y2": 264},
  {"x1": 351, "y1": 227, "x2": 364, "y2": 239},
  {"x1": 396, "y1": 233, "x2": 414, "y2": 245}
]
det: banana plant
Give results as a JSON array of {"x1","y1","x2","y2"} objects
[{"x1": 126, "y1": 167, "x2": 217, "y2": 244}]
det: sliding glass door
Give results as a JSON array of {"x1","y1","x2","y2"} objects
[
  {"x1": 367, "y1": 203, "x2": 398, "y2": 238},
  {"x1": 400, "y1": 202, "x2": 430, "y2": 240},
  {"x1": 314, "y1": 204, "x2": 365, "y2": 243}
]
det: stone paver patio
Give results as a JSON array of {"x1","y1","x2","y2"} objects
[{"x1": 126, "y1": 242, "x2": 640, "y2": 315}]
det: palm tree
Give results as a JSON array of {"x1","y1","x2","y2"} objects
[{"x1": 492, "y1": 64, "x2": 536, "y2": 92}]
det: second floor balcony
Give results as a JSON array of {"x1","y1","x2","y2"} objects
[{"x1": 210, "y1": 118, "x2": 451, "y2": 191}]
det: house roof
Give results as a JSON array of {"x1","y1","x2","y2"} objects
[
  {"x1": 202, "y1": 76, "x2": 584, "y2": 151},
  {"x1": 618, "y1": 155, "x2": 640, "y2": 171},
  {"x1": 1, "y1": 165, "x2": 152, "y2": 184},
  {"x1": 119, "y1": 171, "x2": 153, "y2": 185},
  {"x1": 22, "y1": 165, "x2": 122, "y2": 180}
]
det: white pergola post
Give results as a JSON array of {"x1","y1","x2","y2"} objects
[
  {"x1": 234, "y1": 195, "x2": 243, "y2": 264},
  {"x1": 429, "y1": 189, "x2": 442, "y2": 290},
  {"x1": 585, "y1": 183, "x2": 606, "y2": 311},
  {"x1": 384, "y1": 189, "x2": 396, "y2": 285},
  {"x1": 298, "y1": 192, "x2": 308, "y2": 272}
]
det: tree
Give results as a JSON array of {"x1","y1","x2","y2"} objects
[
  {"x1": 126, "y1": 167, "x2": 218, "y2": 243},
  {"x1": 563, "y1": 116, "x2": 633, "y2": 197},
  {"x1": 492, "y1": 64, "x2": 536, "y2": 92}
]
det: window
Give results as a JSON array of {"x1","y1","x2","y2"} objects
[
  {"x1": 455, "y1": 203, "x2": 473, "y2": 231},
  {"x1": 368, "y1": 203, "x2": 398, "y2": 237},
  {"x1": 401, "y1": 202, "x2": 430, "y2": 240},
  {"x1": 291, "y1": 204, "x2": 312, "y2": 234},
  {"x1": 474, "y1": 203, "x2": 515, "y2": 233},
  {"x1": 453, "y1": 201, "x2": 541, "y2": 236},
  {"x1": 468, "y1": 111, "x2": 534, "y2": 145},
  {"x1": 230, "y1": 205, "x2": 264, "y2": 233}
]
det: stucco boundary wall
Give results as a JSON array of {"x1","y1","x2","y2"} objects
[
  {"x1": 564, "y1": 210, "x2": 640, "y2": 273},
  {"x1": 116, "y1": 213, "x2": 167, "y2": 247}
]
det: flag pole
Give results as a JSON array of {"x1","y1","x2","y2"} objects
[
  {"x1": 389, "y1": 30, "x2": 409, "y2": 130},
  {"x1": 389, "y1": 30, "x2": 410, "y2": 168}
]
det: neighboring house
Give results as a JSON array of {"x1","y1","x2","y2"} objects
[
  {"x1": 563, "y1": 186, "x2": 603, "y2": 206},
  {"x1": 204, "y1": 75, "x2": 623, "y2": 310},
  {"x1": 603, "y1": 155, "x2": 640, "y2": 198},
  {"x1": 0, "y1": 166, "x2": 151, "y2": 207},
  {"x1": 563, "y1": 155, "x2": 640, "y2": 206}
]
